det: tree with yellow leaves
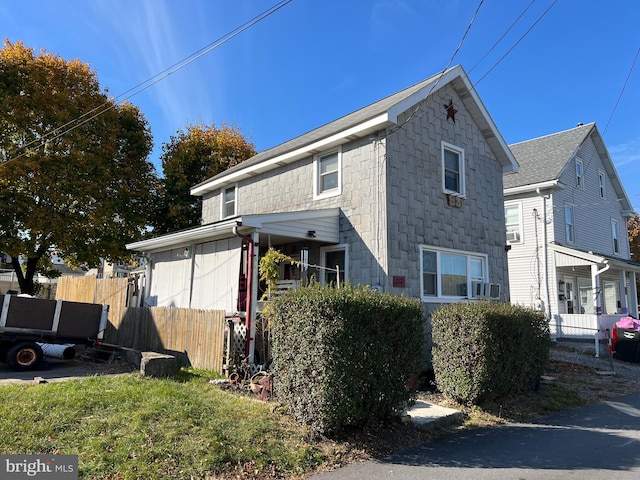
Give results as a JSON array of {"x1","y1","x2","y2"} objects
[
  {"x1": 0, "y1": 40, "x2": 159, "y2": 294},
  {"x1": 153, "y1": 123, "x2": 256, "y2": 234}
]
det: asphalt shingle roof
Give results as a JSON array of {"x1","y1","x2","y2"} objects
[{"x1": 504, "y1": 123, "x2": 594, "y2": 189}]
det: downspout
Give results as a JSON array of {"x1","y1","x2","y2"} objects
[
  {"x1": 536, "y1": 188, "x2": 552, "y2": 320},
  {"x1": 592, "y1": 261, "x2": 610, "y2": 357},
  {"x1": 233, "y1": 225, "x2": 254, "y2": 361}
]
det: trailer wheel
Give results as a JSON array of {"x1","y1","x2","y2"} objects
[{"x1": 7, "y1": 342, "x2": 44, "y2": 371}]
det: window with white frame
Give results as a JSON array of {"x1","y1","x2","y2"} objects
[
  {"x1": 320, "y1": 244, "x2": 348, "y2": 286},
  {"x1": 612, "y1": 219, "x2": 620, "y2": 254},
  {"x1": 222, "y1": 185, "x2": 237, "y2": 218},
  {"x1": 599, "y1": 171, "x2": 606, "y2": 199},
  {"x1": 565, "y1": 205, "x2": 575, "y2": 243},
  {"x1": 442, "y1": 142, "x2": 465, "y2": 195},
  {"x1": 505, "y1": 203, "x2": 523, "y2": 243},
  {"x1": 314, "y1": 149, "x2": 341, "y2": 198},
  {"x1": 575, "y1": 159, "x2": 583, "y2": 189},
  {"x1": 420, "y1": 246, "x2": 487, "y2": 300}
]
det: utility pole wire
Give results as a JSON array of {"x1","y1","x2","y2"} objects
[
  {"x1": 2, "y1": 0, "x2": 293, "y2": 167},
  {"x1": 603, "y1": 47, "x2": 640, "y2": 136}
]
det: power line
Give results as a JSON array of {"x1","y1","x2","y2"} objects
[
  {"x1": 603, "y1": 47, "x2": 640, "y2": 136},
  {"x1": 390, "y1": 0, "x2": 557, "y2": 137},
  {"x1": 2, "y1": 0, "x2": 293, "y2": 167},
  {"x1": 392, "y1": 0, "x2": 485, "y2": 131},
  {"x1": 468, "y1": 0, "x2": 537, "y2": 75},
  {"x1": 474, "y1": 0, "x2": 558, "y2": 87}
]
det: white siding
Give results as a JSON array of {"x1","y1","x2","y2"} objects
[
  {"x1": 505, "y1": 195, "x2": 554, "y2": 308},
  {"x1": 148, "y1": 248, "x2": 192, "y2": 307},
  {"x1": 191, "y1": 238, "x2": 242, "y2": 313},
  {"x1": 553, "y1": 136, "x2": 629, "y2": 257}
]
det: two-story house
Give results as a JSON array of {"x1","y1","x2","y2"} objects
[
  {"x1": 504, "y1": 122, "x2": 640, "y2": 349},
  {"x1": 128, "y1": 65, "x2": 518, "y2": 363}
]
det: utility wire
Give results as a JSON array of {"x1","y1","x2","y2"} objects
[
  {"x1": 468, "y1": 0, "x2": 537, "y2": 75},
  {"x1": 603, "y1": 47, "x2": 640, "y2": 136},
  {"x1": 390, "y1": 0, "x2": 557, "y2": 137},
  {"x1": 2, "y1": 0, "x2": 293, "y2": 167},
  {"x1": 393, "y1": 0, "x2": 485, "y2": 131},
  {"x1": 474, "y1": 0, "x2": 558, "y2": 87}
]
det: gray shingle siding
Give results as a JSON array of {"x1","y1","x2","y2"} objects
[{"x1": 384, "y1": 84, "x2": 509, "y2": 298}]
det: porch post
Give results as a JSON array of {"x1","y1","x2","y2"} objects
[
  {"x1": 247, "y1": 231, "x2": 259, "y2": 364},
  {"x1": 630, "y1": 271, "x2": 639, "y2": 318},
  {"x1": 591, "y1": 264, "x2": 601, "y2": 357},
  {"x1": 591, "y1": 264, "x2": 601, "y2": 315},
  {"x1": 619, "y1": 270, "x2": 628, "y2": 313}
]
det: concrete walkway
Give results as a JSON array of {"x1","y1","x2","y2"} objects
[{"x1": 406, "y1": 400, "x2": 462, "y2": 430}]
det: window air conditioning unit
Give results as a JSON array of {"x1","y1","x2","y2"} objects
[
  {"x1": 506, "y1": 231, "x2": 520, "y2": 242},
  {"x1": 488, "y1": 283, "x2": 501, "y2": 300},
  {"x1": 471, "y1": 281, "x2": 486, "y2": 298},
  {"x1": 471, "y1": 282, "x2": 501, "y2": 300}
]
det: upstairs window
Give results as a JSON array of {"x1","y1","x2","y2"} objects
[
  {"x1": 442, "y1": 142, "x2": 465, "y2": 196},
  {"x1": 575, "y1": 159, "x2": 584, "y2": 189},
  {"x1": 599, "y1": 171, "x2": 606, "y2": 199},
  {"x1": 612, "y1": 219, "x2": 620, "y2": 254},
  {"x1": 222, "y1": 185, "x2": 237, "y2": 218},
  {"x1": 505, "y1": 203, "x2": 522, "y2": 243},
  {"x1": 314, "y1": 149, "x2": 341, "y2": 199},
  {"x1": 565, "y1": 205, "x2": 575, "y2": 243}
]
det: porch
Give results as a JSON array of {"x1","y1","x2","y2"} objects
[{"x1": 550, "y1": 313, "x2": 628, "y2": 357}]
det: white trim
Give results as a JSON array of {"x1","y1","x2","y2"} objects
[
  {"x1": 441, "y1": 141, "x2": 465, "y2": 196},
  {"x1": 504, "y1": 201, "x2": 523, "y2": 244},
  {"x1": 191, "y1": 114, "x2": 390, "y2": 196},
  {"x1": 565, "y1": 204, "x2": 575, "y2": 244},
  {"x1": 419, "y1": 244, "x2": 488, "y2": 302},
  {"x1": 221, "y1": 184, "x2": 238, "y2": 219},
  {"x1": 127, "y1": 209, "x2": 341, "y2": 252},
  {"x1": 598, "y1": 170, "x2": 606, "y2": 199},
  {"x1": 313, "y1": 148, "x2": 342, "y2": 200},
  {"x1": 319, "y1": 244, "x2": 348, "y2": 286},
  {"x1": 612, "y1": 218, "x2": 620, "y2": 255},
  {"x1": 575, "y1": 158, "x2": 584, "y2": 190},
  {"x1": 504, "y1": 180, "x2": 563, "y2": 196}
]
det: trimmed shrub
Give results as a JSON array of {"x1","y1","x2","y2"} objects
[
  {"x1": 268, "y1": 283, "x2": 424, "y2": 435},
  {"x1": 431, "y1": 302, "x2": 549, "y2": 405}
]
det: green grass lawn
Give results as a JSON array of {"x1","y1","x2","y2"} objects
[{"x1": 0, "y1": 373, "x2": 326, "y2": 479}]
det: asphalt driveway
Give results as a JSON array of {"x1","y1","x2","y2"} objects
[
  {"x1": 0, "y1": 357, "x2": 135, "y2": 385},
  {"x1": 312, "y1": 391, "x2": 640, "y2": 480}
]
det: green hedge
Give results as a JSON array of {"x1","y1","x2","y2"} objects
[
  {"x1": 431, "y1": 302, "x2": 549, "y2": 405},
  {"x1": 268, "y1": 283, "x2": 424, "y2": 435}
]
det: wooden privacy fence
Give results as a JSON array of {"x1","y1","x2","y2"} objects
[
  {"x1": 115, "y1": 306, "x2": 226, "y2": 373},
  {"x1": 56, "y1": 276, "x2": 227, "y2": 373}
]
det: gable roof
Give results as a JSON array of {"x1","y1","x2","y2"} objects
[
  {"x1": 504, "y1": 123, "x2": 594, "y2": 190},
  {"x1": 504, "y1": 123, "x2": 633, "y2": 214},
  {"x1": 191, "y1": 65, "x2": 518, "y2": 196}
]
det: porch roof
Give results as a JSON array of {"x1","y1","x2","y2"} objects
[
  {"x1": 550, "y1": 243, "x2": 640, "y2": 272},
  {"x1": 126, "y1": 208, "x2": 340, "y2": 253}
]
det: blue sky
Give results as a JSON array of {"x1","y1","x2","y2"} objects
[{"x1": 2, "y1": 0, "x2": 639, "y2": 208}]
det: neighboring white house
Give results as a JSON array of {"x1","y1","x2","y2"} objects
[
  {"x1": 128, "y1": 65, "x2": 518, "y2": 362},
  {"x1": 504, "y1": 122, "x2": 640, "y2": 346}
]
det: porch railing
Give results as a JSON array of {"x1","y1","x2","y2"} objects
[{"x1": 550, "y1": 313, "x2": 627, "y2": 357}]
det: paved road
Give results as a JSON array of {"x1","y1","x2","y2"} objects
[{"x1": 312, "y1": 391, "x2": 640, "y2": 480}]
